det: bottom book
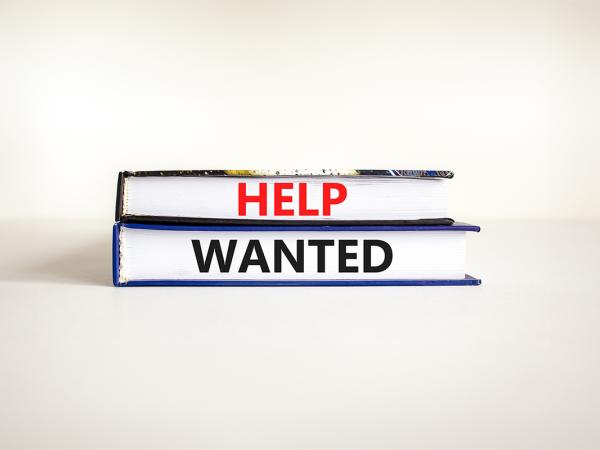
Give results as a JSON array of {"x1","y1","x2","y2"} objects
[{"x1": 113, "y1": 223, "x2": 481, "y2": 287}]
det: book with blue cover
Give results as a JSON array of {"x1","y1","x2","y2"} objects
[{"x1": 113, "y1": 222, "x2": 480, "y2": 286}]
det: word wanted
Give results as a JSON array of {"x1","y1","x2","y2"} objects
[{"x1": 191, "y1": 239, "x2": 393, "y2": 273}]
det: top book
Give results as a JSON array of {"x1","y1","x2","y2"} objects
[{"x1": 115, "y1": 169, "x2": 455, "y2": 226}]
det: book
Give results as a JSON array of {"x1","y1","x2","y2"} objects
[
  {"x1": 115, "y1": 169, "x2": 455, "y2": 226},
  {"x1": 113, "y1": 222, "x2": 480, "y2": 286}
]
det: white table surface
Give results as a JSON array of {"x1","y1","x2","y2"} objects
[{"x1": 1, "y1": 219, "x2": 599, "y2": 449}]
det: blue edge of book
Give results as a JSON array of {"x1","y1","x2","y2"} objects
[{"x1": 113, "y1": 222, "x2": 481, "y2": 287}]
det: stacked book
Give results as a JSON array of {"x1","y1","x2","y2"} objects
[{"x1": 112, "y1": 170, "x2": 480, "y2": 286}]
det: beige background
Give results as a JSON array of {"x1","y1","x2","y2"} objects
[
  {"x1": 1, "y1": 0, "x2": 599, "y2": 221},
  {"x1": 1, "y1": 1, "x2": 600, "y2": 449}
]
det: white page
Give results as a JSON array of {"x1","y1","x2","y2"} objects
[
  {"x1": 119, "y1": 227, "x2": 466, "y2": 282},
  {"x1": 124, "y1": 176, "x2": 448, "y2": 221}
]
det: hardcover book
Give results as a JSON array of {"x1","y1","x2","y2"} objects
[
  {"x1": 116, "y1": 169, "x2": 455, "y2": 226},
  {"x1": 113, "y1": 222, "x2": 480, "y2": 287}
]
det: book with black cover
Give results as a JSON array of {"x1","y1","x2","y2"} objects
[{"x1": 116, "y1": 169, "x2": 455, "y2": 226}]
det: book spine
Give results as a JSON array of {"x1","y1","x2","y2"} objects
[
  {"x1": 114, "y1": 172, "x2": 126, "y2": 222},
  {"x1": 112, "y1": 222, "x2": 121, "y2": 286}
]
